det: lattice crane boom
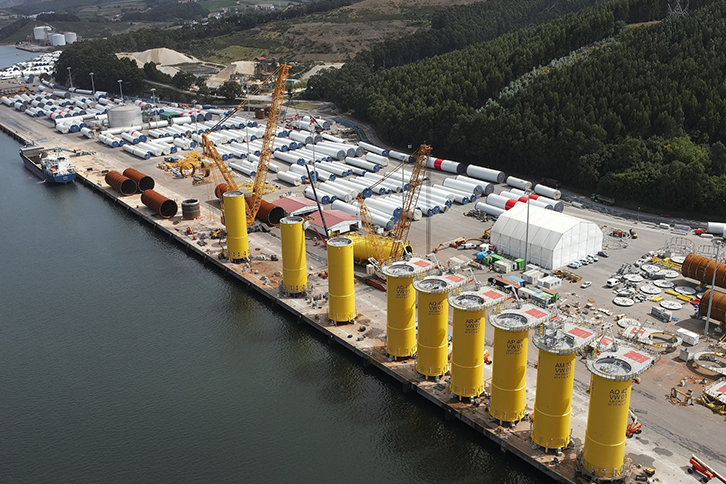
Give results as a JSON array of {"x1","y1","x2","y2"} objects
[
  {"x1": 390, "y1": 144, "x2": 431, "y2": 261},
  {"x1": 356, "y1": 193, "x2": 385, "y2": 265},
  {"x1": 246, "y1": 64, "x2": 291, "y2": 225}
]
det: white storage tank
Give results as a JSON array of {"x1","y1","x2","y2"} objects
[
  {"x1": 64, "y1": 32, "x2": 77, "y2": 44},
  {"x1": 108, "y1": 105, "x2": 143, "y2": 128},
  {"x1": 49, "y1": 33, "x2": 66, "y2": 46},
  {"x1": 33, "y1": 26, "x2": 49, "y2": 41}
]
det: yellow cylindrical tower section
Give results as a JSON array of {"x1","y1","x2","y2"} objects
[
  {"x1": 532, "y1": 321, "x2": 597, "y2": 452},
  {"x1": 449, "y1": 293, "x2": 488, "y2": 399},
  {"x1": 280, "y1": 216, "x2": 307, "y2": 295},
  {"x1": 223, "y1": 191, "x2": 249, "y2": 261},
  {"x1": 327, "y1": 237, "x2": 356, "y2": 323},
  {"x1": 582, "y1": 376, "x2": 632, "y2": 478},
  {"x1": 382, "y1": 258, "x2": 436, "y2": 358},
  {"x1": 385, "y1": 267, "x2": 417, "y2": 357},
  {"x1": 533, "y1": 351, "x2": 576, "y2": 449},
  {"x1": 489, "y1": 311, "x2": 538, "y2": 424},
  {"x1": 414, "y1": 278, "x2": 451, "y2": 378},
  {"x1": 580, "y1": 341, "x2": 654, "y2": 480}
]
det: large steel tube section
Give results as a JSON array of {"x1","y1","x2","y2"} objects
[
  {"x1": 449, "y1": 293, "x2": 488, "y2": 398},
  {"x1": 223, "y1": 191, "x2": 249, "y2": 261},
  {"x1": 105, "y1": 170, "x2": 137, "y2": 196},
  {"x1": 141, "y1": 189, "x2": 178, "y2": 218},
  {"x1": 280, "y1": 216, "x2": 308, "y2": 295},
  {"x1": 327, "y1": 237, "x2": 356, "y2": 323},
  {"x1": 254, "y1": 198, "x2": 286, "y2": 225},
  {"x1": 414, "y1": 278, "x2": 451, "y2": 378},
  {"x1": 122, "y1": 168, "x2": 155, "y2": 192},
  {"x1": 465, "y1": 165, "x2": 506, "y2": 184},
  {"x1": 682, "y1": 253, "x2": 726, "y2": 289}
]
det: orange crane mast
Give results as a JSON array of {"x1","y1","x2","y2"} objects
[{"x1": 200, "y1": 64, "x2": 291, "y2": 224}]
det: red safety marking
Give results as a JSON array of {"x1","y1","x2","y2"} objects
[
  {"x1": 623, "y1": 350, "x2": 650, "y2": 363},
  {"x1": 505, "y1": 199, "x2": 516, "y2": 210},
  {"x1": 526, "y1": 308, "x2": 547, "y2": 319},
  {"x1": 482, "y1": 290, "x2": 504, "y2": 300},
  {"x1": 413, "y1": 260, "x2": 431, "y2": 268},
  {"x1": 568, "y1": 327, "x2": 593, "y2": 339},
  {"x1": 434, "y1": 158, "x2": 444, "y2": 170}
]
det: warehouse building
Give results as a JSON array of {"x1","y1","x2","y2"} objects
[{"x1": 491, "y1": 204, "x2": 602, "y2": 269}]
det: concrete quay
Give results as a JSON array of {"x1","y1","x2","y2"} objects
[{"x1": 2, "y1": 105, "x2": 725, "y2": 483}]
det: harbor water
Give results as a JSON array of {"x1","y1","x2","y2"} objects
[{"x1": 0, "y1": 47, "x2": 548, "y2": 483}]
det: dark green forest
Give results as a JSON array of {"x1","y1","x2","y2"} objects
[{"x1": 307, "y1": 0, "x2": 726, "y2": 215}]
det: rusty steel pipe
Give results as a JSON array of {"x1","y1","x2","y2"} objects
[
  {"x1": 215, "y1": 183, "x2": 230, "y2": 200},
  {"x1": 700, "y1": 289, "x2": 726, "y2": 323},
  {"x1": 105, "y1": 170, "x2": 137, "y2": 196},
  {"x1": 123, "y1": 168, "x2": 155, "y2": 192},
  {"x1": 141, "y1": 189, "x2": 178, "y2": 218},
  {"x1": 251, "y1": 198, "x2": 285, "y2": 225},
  {"x1": 682, "y1": 253, "x2": 726, "y2": 289}
]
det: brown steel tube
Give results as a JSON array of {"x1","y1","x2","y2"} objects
[
  {"x1": 105, "y1": 170, "x2": 137, "y2": 196},
  {"x1": 682, "y1": 253, "x2": 726, "y2": 289},
  {"x1": 215, "y1": 183, "x2": 230, "y2": 200},
  {"x1": 123, "y1": 168, "x2": 155, "y2": 192},
  {"x1": 252, "y1": 198, "x2": 286, "y2": 225},
  {"x1": 141, "y1": 189, "x2": 178, "y2": 218},
  {"x1": 700, "y1": 289, "x2": 726, "y2": 323}
]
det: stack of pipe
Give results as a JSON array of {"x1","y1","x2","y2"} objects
[
  {"x1": 506, "y1": 176, "x2": 532, "y2": 191},
  {"x1": 427, "y1": 157, "x2": 466, "y2": 175},
  {"x1": 465, "y1": 165, "x2": 506, "y2": 184},
  {"x1": 533, "y1": 184, "x2": 561, "y2": 200},
  {"x1": 345, "y1": 156, "x2": 380, "y2": 172},
  {"x1": 509, "y1": 188, "x2": 564, "y2": 212},
  {"x1": 304, "y1": 185, "x2": 331, "y2": 203},
  {"x1": 333, "y1": 200, "x2": 394, "y2": 230},
  {"x1": 358, "y1": 141, "x2": 389, "y2": 157},
  {"x1": 500, "y1": 190, "x2": 553, "y2": 210},
  {"x1": 442, "y1": 177, "x2": 483, "y2": 197},
  {"x1": 474, "y1": 201, "x2": 505, "y2": 217}
]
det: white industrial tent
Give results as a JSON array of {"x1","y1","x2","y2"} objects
[{"x1": 491, "y1": 204, "x2": 602, "y2": 269}]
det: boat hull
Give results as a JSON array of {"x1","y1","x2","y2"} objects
[{"x1": 20, "y1": 148, "x2": 76, "y2": 184}]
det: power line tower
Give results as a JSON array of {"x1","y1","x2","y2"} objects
[{"x1": 668, "y1": 0, "x2": 688, "y2": 16}]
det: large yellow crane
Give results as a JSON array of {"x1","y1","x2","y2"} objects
[
  {"x1": 389, "y1": 144, "x2": 431, "y2": 260},
  {"x1": 200, "y1": 63, "x2": 291, "y2": 224},
  {"x1": 355, "y1": 144, "x2": 432, "y2": 266}
]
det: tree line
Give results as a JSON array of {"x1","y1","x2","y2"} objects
[{"x1": 306, "y1": 0, "x2": 726, "y2": 216}]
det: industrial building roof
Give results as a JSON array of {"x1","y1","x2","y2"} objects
[
  {"x1": 491, "y1": 204, "x2": 603, "y2": 269},
  {"x1": 307, "y1": 209, "x2": 360, "y2": 236},
  {"x1": 272, "y1": 196, "x2": 318, "y2": 216}
]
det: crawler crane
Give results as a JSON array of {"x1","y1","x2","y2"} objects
[{"x1": 200, "y1": 64, "x2": 291, "y2": 225}]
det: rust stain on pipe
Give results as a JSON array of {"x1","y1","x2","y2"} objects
[
  {"x1": 123, "y1": 168, "x2": 155, "y2": 192},
  {"x1": 141, "y1": 189, "x2": 178, "y2": 218},
  {"x1": 105, "y1": 170, "x2": 137, "y2": 196}
]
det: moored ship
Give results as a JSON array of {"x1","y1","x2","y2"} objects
[{"x1": 20, "y1": 145, "x2": 76, "y2": 184}]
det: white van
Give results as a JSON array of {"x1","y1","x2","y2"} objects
[{"x1": 606, "y1": 278, "x2": 620, "y2": 288}]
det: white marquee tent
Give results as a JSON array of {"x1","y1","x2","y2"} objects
[{"x1": 490, "y1": 204, "x2": 602, "y2": 269}]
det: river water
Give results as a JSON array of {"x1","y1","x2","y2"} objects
[{"x1": 0, "y1": 46, "x2": 547, "y2": 483}]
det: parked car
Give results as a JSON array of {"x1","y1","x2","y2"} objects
[
  {"x1": 568, "y1": 262, "x2": 581, "y2": 269},
  {"x1": 581, "y1": 281, "x2": 592, "y2": 289},
  {"x1": 598, "y1": 250, "x2": 609, "y2": 258}
]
